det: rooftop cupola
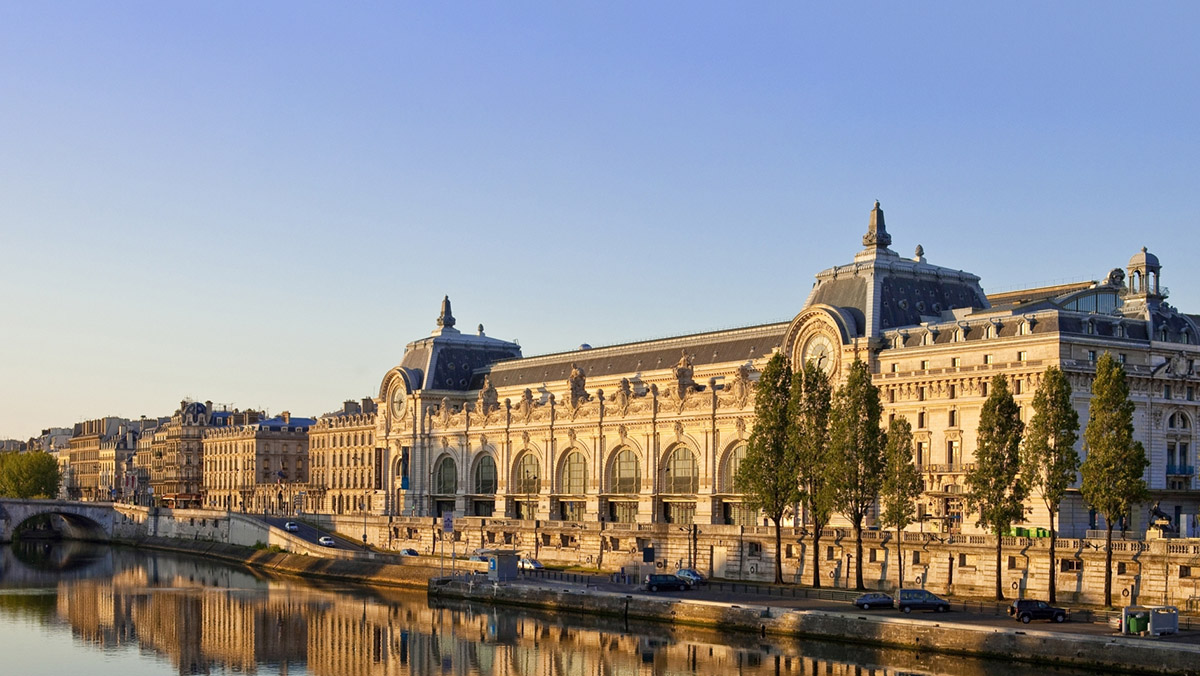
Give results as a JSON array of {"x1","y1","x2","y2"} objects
[
  {"x1": 863, "y1": 200, "x2": 893, "y2": 249},
  {"x1": 1125, "y1": 246, "x2": 1164, "y2": 309}
]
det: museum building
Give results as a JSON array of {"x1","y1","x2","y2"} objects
[{"x1": 372, "y1": 203, "x2": 1200, "y2": 538}]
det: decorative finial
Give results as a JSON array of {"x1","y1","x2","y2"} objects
[
  {"x1": 914, "y1": 244, "x2": 925, "y2": 263},
  {"x1": 863, "y1": 200, "x2": 892, "y2": 249},
  {"x1": 437, "y1": 295, "x2": 456, "y2": 329},
  {"x1": 1142, "y1": 246, "x2": 1148, "y2": 253},
  {"x1": 477, "y1": 323, "x2": 485, "y2": 336}
]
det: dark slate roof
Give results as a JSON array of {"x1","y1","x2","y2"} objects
[
  {"x1": 875, "y1": 275, "x2": 986, "y2": 332},
  {"x1": 253, "y1": 416, "x2": 316, "y2": 432},
  {"x1": 806, "y1": 277, "x2": 868, "y2": 335},
  {"x1": 476, "y1": 322, "x2": 788, "y2": 389}
]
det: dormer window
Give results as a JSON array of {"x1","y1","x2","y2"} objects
[
  {"x1": 1114, "y1": 324, "x2": 1125, "y2": 338},
  {"x1": 985, "y1": 324, "x2": 996, "y2": 339},
  {"x1": 1019, "y1": 321, "x2": 1031, "y2": 336},
  {"x1": 1159, "y1": 327, "x2": 1169, "y2": 342},
  {"x1": 1085, "y1": 321, "x2": 1095, "y2": 335}
]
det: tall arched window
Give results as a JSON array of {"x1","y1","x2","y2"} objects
[
  {"x1": 721, "y1": 444, "x2": 746, "y2": 492},
  {"x1": 664, "y1": 447, "x2": 698, "y2": 494},
  {"x1": 433, "y1": 456, "x2": 457, "y2": 495},
  {"x1": 513, "y1": 453, "x2": 540, "y2": 494},
  {"x1": 474, "y1": 455, "x2": 497, "y2": 494},
  {"x1": 611, "y1": 449, "x2": 640, "y2": 494},
  {"x1": 561, "y1": 451, "x2": 587, "y2": 494}
]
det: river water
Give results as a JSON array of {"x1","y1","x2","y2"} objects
[{"x1": 0, "y1": 542, "x2": 1100, "y2": 676}]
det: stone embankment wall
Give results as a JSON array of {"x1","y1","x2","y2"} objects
[
  {"x1": 431, "y1": 580, "x2": 1200, "y2": 675},
  {"x1": 360, "y1": 514, "x2": 1200, "y2": 608}
]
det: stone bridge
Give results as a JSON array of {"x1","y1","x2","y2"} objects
[{"x1": 0, "y1": 498, "x2": 118, "y2": 542}]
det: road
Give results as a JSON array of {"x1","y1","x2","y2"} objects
[{"x1": 259, "y1": 515, "x2": 369, "y2": 552}]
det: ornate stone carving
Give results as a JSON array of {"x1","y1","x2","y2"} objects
[
  {"x1": 736, "y1": 417, "x2": 747, "y2": 438},
  {"x1": 514, "y1": 389, "x2": 536, "y2": 423},
  {"x1": 477, "y1": 376, "x2": 499, "y2": 415},
  {"x1": 568, "y1": 363, "x2": 590, "y2": 408},
  {"x1": 673, "y1": 421, "x2": 684, "y2": 441},
  {"x1": 721, "y1": 363, "x2": 755, "y2": 408},
  {"x1": 521, "y1": 430, "x2": 530, "y2": 445},
  {"x1": 618, "y1": 424, "x2": 628, "y2": 440},
  {"x1": 672, "y1": 350, "x2": 698, "y2": 397},
  {"x1": 439, "y1": 397, "x2": 451, "y2": 426},
  {"x1": 566, "y1": 428, "x2": 577, "y2": 444}
]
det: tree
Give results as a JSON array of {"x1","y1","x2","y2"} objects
[
  {"x1": 828, "y1": 359, "x2": 884, "y2": 590},
  {"x1": 965, "y1": 374, "x2": 1026, "y2": 601},
  {"x1": 790, "y1": 359, "x2": 833, "y2": 588},
  {"x1": 1080, "y1": 353, "x2": 1148, "y2": 608},
  {"x1": 1021, "y1": 366, "x2": 1080, "y2": 604},
  {"x1": 735, "y1": 352, "x2": 798, "y2": 584},
  {"x1": 0, "y1": 451, "x2": 61, "y2": 499},
  {"x1": 880, "y1": 416, "x2": 921, "y2": 590}
]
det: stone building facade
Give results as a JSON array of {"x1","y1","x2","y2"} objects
[
  {"x1": 149, "y1": 401, "x2": 241, "y2": 508},
  {"x1": 369, "y1": 202, "x2": 1200, "y2": 548},
  {"x1": 202, "y1": 411, "x2": 314, "y2": 514},
  {"x1": 308, "y1": 399, "x2": 379, "y2": 515},
  {"x1": 68, "y1": 417, "x2": 128, "y2": 501}
]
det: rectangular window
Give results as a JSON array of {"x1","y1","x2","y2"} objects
[
  {"x1": 747, "y1": 542, "x2": 762, "y2": 558},
  {"x1": 869, "y1": 548, "x2": 878, "y2": 563},
  {"x1": 1118, "y1": 353, "x2": 1127, "y2": 364},
  {"x1": 891, "y1": 363, "x2": 898, "y2": 373},
  {"x1": 912, "y1": 551, "x2": 921, "y2": 565},
  {"x1": 826, "y1": 546, "x2": 835, "y2": 561},
  {"x1": 915, "y1": 442, "x2": 925, "y2": 466},
  {"x1": 951, "y1": 357, "x2": 961, "y2": 368},
  {"x1": 1017, "y1": 351, "x2": 1028, "y2": 362},
  {"x1": 1182, "y1": 565, "x2": 1194, "y2": 579},
  {"x1": 786, "y1": 544, "x2": 795, "y2": 559},
  {"x1": 947, "y1": 440, "x2": 959, "y2": 465},
  {"x1": 949, "y1": 384, "x2": 956, "y2": 399},
  {"x1": 918, "y1": 412, "x2": 926, "y2": 429},
  {"x1": 1117, "y1": 562, "x2": 1128, "y2": 576},
  {"x1": 981, "y1": 381, "x2": 989, "y2": 397},
  {"x1": 888, "y1": 413, "x2": 895, "y2": 425},
  {"x1": 889, "y1": 390, "x2": 896, "y2": 403},
  {"x1": 948, "y1": 409, "x2": 957, "y2": 427},
  {"x1": 1008, "y1": 556, "x2": 1018, "y2": 570},
  {"x1": 920, "y1": 360, "x2": 929, "y2": 371},
  {"x1": 1164, "y1": 384, "x2": 1172, "y2": 399},
  {"x1": 1188, "y1": 387, "x2": 1195, "y2": 402},
  {"x1": 1014, "y1": 380, "x2": 1023, "y2": 395},
  {"x1": 958, "y1": 553, "x2": 969, "y2": 567},
  {"x1": 1061, "y1": 559, "x2": 1083, "y2": 573},
  {"x1": 1088, "y1": 350, "x2": 1097, "y2": 363},
  {"x1": 919, "y1": 387, "x2": 926, "y2": 402},
  {"x1": 984, "y1": 354, "x2": 993, "y2": 365}
]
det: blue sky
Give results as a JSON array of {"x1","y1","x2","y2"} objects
[{"x1": 2, "y1": 3, "x2": 1198, "y2": 438}]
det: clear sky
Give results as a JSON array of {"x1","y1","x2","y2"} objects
[{"x1": 2, "y1": 3, "x2": 1198, "y2": 439}]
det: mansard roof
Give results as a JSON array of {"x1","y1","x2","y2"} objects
[
  {"x1": 397, "y1": 297, "x2": 522, "y2": 391},
  {"x1": 476, "y1": 322, "x2": 787, "y2": 389},
  {"x1": 803, "y1": 203, "x2": 989, "y2": 338}
]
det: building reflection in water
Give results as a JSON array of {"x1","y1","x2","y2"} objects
[{"x1": 2, "y1": 543, "x2": 1090, "y2": 676}]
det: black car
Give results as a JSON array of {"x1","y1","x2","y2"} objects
[
  {"x1": 897, "y1": 589, "x2": 950, "y2": 613},
  {"x1": 644, "y1": 574, "x2": 690, "y2": 592},
  {"x1": 852, "y1": 592, "x2": 894, "y2": 610},
  {"x1": 1008, "y1": 599, "x2": 1068, "y2": 623}
]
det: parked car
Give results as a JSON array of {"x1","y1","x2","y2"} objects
[
  {"x1": 675, "y1": 568, "x2": 707, "y2": 587},
  {"x1": 283, "y1": 522, "x2": 299, "y2": 533},
  {"x1": 897, "y1": 589, "x2": 950, "y2": 613},
  {"x1": 1008, "y1": 599, "x2": 1068, "y2": 623},
  {"x1": 317, "y1": 536, "x2": 335, "y2": 547},
  {"x1": 852, "y1": 592, "x2": 894, "y2": 610},
  {"x1": 644, "y1": 574, "x2": 690, "y2": 592},
  {"x1": 518, "y1": 558, "x2": 544, "y2": 570},
  {"x1": 398, "y1": 548, "x2": 419, "y2": 556}
]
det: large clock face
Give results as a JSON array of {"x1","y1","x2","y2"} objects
[
  {"x1": 802, "y1": 334, "x2": 836, "y2": 375},
  {"x1": 391, "y1": 387, "x2": 406, "y2": 417}
]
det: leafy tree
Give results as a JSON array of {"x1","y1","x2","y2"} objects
[
  {"x1": 790, "y1": 359, "x2": 833, "y2": 587},
  {"x1": 1080, "y1": 353, "x2": 1148, "y2": 608},
  {"x1": 880, "y1": 416, "x2": 921, "y2": 590},
  {"x1": 1021, "y1": 366, "x2": 1080, "y2": 604},
  {"x1": 965, "y1": 374, "x2": 1026, "y2": 601},
  {"x1": 0, "y1": 451, "x2": 61, "y2": 499},
  {"x1": 828, "y1": 359, "x2": 884, "y2": 590},
  {"x1": 735, "y1": 352, "x2": 798, "y2": 584}
]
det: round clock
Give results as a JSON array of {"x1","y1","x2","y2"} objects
[
  {"x1": 391, "y1": 387, "x2": 407, "y2": 417},
  {"x1": 801, "y1": 334, "x2": 836, "y2": 375}
]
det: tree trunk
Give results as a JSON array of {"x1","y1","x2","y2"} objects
[
  {"x1": 854, "y1": 521, "x2": 865, "y2": 590},
  {"x1": 811, "y1": 532, "x2": 822, "y2": 588},
  {"x1": 995, "y1": 530, "x2": 1004, "y2": 601},
  {"x1": 896, "y1": 524, "x2": 904, "y2": 590},
  {"x1": 1048, "y1": 510, "x2": 1057, "y2": 604},
  {"x1": 774, "y1": 517, "x2": 784, "y2": 584},
  {"x1": 1105, "y1": 521, "x2": 1114, "y2": 608}
]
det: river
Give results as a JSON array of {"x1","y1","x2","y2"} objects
[{"x1": 0, "y1": 542, "x2": 1103, "y2": 676}]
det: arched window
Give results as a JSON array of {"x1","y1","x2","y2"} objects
[
  {"x1": 561, "y1": 451, "x2": 587, "y2": 494},
  {"x1": 433, "y1": 456, "x2": 457, "y2": 495},
  {"x1": 1169, "y1": 412, "x2": 1190, "y2": 429},
  {"x1": 474, "y1": 455, "x2": 497, "y2": 494},
  {"x1": 513, "y1": 453, "x2": 540, "y2": 494},
  {"x1": 664, "y1": 447, "x2": 698, "y2": 494},
  {"x1": 721, "y1": 444, "x2": 747, "y2": 492},
  {"x1": 610, "y1": 449, "x2": 640, "y2": 494}
]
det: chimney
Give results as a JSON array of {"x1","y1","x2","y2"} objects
[{"x1": 282, "y1": 411, "x2": 291, "y2": 424}]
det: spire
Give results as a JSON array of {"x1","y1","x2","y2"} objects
[
  {"x1": 436, "y1": 295, "x2": 456, "y2": 329},
  {"x1": 862, "y1": 200, "x2": 892, "y2": 249}
]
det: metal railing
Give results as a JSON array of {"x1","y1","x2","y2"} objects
[{"x1": 1166, "y1": 464, "x2": 1196, "y2": 476}]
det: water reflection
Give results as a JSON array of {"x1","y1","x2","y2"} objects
[{"x1": 0, "y1": 542, "x2": 1094, "y2": 676}]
